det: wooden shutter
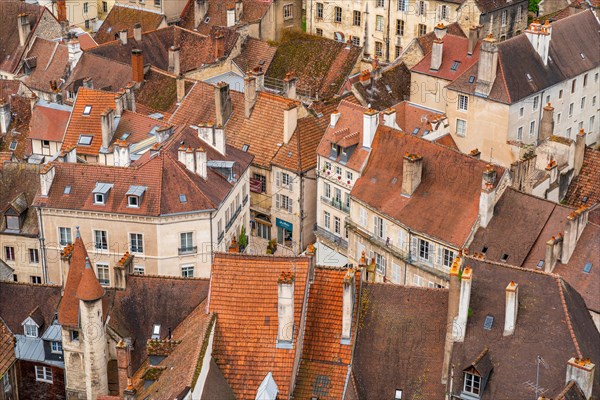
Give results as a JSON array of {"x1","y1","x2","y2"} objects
[
  {"x1": 436, "y1": 245, "x2": 442, "y2": 266},
  {"x1": 275, "y1": 171, "x2": 281, "y2": 187},
  {"x1": 276, "y1": 194, "x2": 280, "y2": 209},
  {"x1": 412, "y1": 236, "x2": 418, "y2": 258}
]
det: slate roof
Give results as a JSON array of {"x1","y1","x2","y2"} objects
[
  {"x1": 209, "y1": 252, "x2": 311, "y2": 399},
  {"x1": 94, "y1": 4, "x2": 166, "y2": 44},
  {"x1": 412, "y1": 34, "x2": 481, "y2": 82},
  {"x1": 0, "y1": 319, "x2": 15, "y2": 378},
  {"x1": 63, "y1": 52, "x2": 133, "y2": 98},
  {"x1": 352, "y1": 284, "x2": 448, "y2": 399},
  {"x1": 564, "y1": 148, "x2": 600, "y2": 207},
  {"x1": 179, "y1": 0, "x2": 272, "y2": 33},
  {"x1": 450, "y1": 258, "x2": 600, "y2": 399},
  {"x1": 351, "y1": 126, "x2": 505, "y2": 247},
  {"x1": 232, "y1": 37, "x2": 277, "y2": 74},
  {"x1": 29, "y1": 101, "x2": 71, "y2": 142},
  {"x1": 0, "y1": 163, "x2": 40, "y2": 236},
  {"x1": 20, "y1": 37, "x2": 70, "y2": 94},
  {"x1": 475, "y1": 0, "x2": 527, "y2": 12}
]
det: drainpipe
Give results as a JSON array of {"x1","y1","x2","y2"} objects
[
  {"x1": 385, "y1": 0, "x2": 391, "y2": 62},
  {"x1": 404, "y1": 229, "x2": 413, "y2": 285},
  {"x1": 299, "y1": 170, "x2": 304, "y2": 253},
  {"x1": 535, "y1": 89, "x2": 546, "y2": 143},
  {"x1": 36, "y1": 206, "x2": 49, "y2": 284}
]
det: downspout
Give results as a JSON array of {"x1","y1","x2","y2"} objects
[
  {"x1": 385, "y1": 0, "x2": 391, "y2": 62},
  {"x1": 299, "y1": 171, "x2": 304, "y2": 252},
  {"x1": 404, "y1": 229, "x2": 412, "y2": 285},
  {"x1": 536, "y1": 89, "x2": 546, "y2": 144},
  {"x1": 36, "y1": 206, "x2": 49, "y2": 284}
]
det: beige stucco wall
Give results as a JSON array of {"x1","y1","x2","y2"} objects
[
  {"x1": 410, "y1": 72, "x2": 449, "y2": 112},
  {"x1": 31, "y1": 139, "x2": 62, "y2": 158},
  {"x1": 0, "y1": 233, "x2": 42, "y2": 282}
]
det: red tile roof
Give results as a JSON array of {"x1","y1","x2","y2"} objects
[
  {"x1": 63, "y1": 53, "x2": 133, "y2": 98},
  {"x1": 351, "y1": 126, "x2": 505, "y2": 247},
  {"x1": 94, "y1": 4, "x2": 166, "y2": 44},
  {"x1": 416, "y1": 22, "x2": 466, "y2": 55},
  {"x1": 29, "y1": 103, "x2": 70, "y2": 142},
  {"x1": 20, "y1": 37, "x2": 69, "y2": 93},
  {"x1": 233, "y1": 37, "x2": 277, "y2": 74},
  {"x1": 0, "y1": 319, "x2": 15, "y2": 380},
  {"x1": 392, "y1": 101, "x2": 447, "y2": 137},
  {"x1": 209, "y1": 253, "x2": 312, "y2": 398},
  {"x1": 564, "y1": 148, "x2": 600, "y2": 207},
  {"x1": 412, "y1": 34, "x2": 481, "y2": 82},
  {"x1": 76, "y1": 33, "x2": 98, "y2": 50},
  {"x1": 111, "y1": 110, "x2": 168, "y2": 147},
  {"x1": 76, "y1": 259, "x2": 105, "y2": 301}
]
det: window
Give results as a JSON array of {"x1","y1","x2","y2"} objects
[
  {"x1": 581, "y1": 97, "x2": 586, "y2": 109},
  {"x1": 103, "y1": 1, "x2": 107, "y2": 12},
  {"x1": 501, "y1": 10, "x2": 507, "y2": 26},
  {"x1": 463, "y1": 372, "x2": 481, "y2": 395},
  {"x1": 346, "y1": 171, "x2": 353, "y2": 181},
  {"x1": 334, "y1": 216, "x2": 341, "y2": 234},
  {"x1": 458, "y1": 95, "x2": 468, "y2": 111},
  {"x1": 181, "y1": 265, "x2": 194, "y2": 277},
  {"x1": 377, "y1": 0, "x2": 385, "y2": 6},
  {"x1": 391, "y1": 262, "x2": 401, "y2": 283},
  {"x1": 83, "y1": 2, "x2": 88, "y2": 13},
  {"x1": 418, "y1": 238, "x2": 431, "y2": 262},
  {"x1": 180, "y1": 232, "x2": 194, "y2": 253},
  {"x1": 376, "y1": 15, "x2": 384, "y2": 31},
  {"x1": 94, "y1": 193, "x2": 105, "y2": 205},
  {"x1": 395, "y1": 46, "x2": 401, "y2": 59},
  {"x1": 396, "y1": 19, "x2": 404, "y2": 36},
  {"x1": 71, "y1": 330, "x2": 79, "y2": 341},
  {"x1": 50, "y1": 341, "x2": 62, "y2": 353},
  {"x1": 24, "y1": 323, "x2": 38, "y2": 338},
  {"x1": 31, "y1": 276, "x2": 41, "y2": 284},
  {"x1": 316, "y1": 28, "x2": 323, "y2": 36},
  {"x1": 324, "y1": 182, "x2": 331, "y2": 198},
  {"x1": 6, "y1": 215, "x2": 19, "y2": 230},
  {"x1": 257, "y1": 221, "x2": 271, "y2": 240},
  {"x1": 335, "y1": 166, "x2": 342, "y2": 176},
  {"x1": 59, "y1": 227, "x2": 72, "y2": 246},
  {"x1": 97, "y1": 264, "x2": 109, "y2": 286},
  {"x1": 517, "y1": 127, "x2": 523, "y2": 141},
  {"x1": 569, "y1": 103, "x2": 574, "y2": 117},
  {"x1": 373, "y1": 216, "x2": 385, "y2": 239},
  {"x1": 533, "y1": 96, "x2": 539, "y2": 110},
  {"x1": 375, "y1": 252, "x2": 386, "y2": 274},
  {"x1": 417, "y1": 1, "x2": 425, "y2": 15},
  {"x1": 375, "y1": 41, "x2": 383, "y2": 57},
  {"x1": 324, "y1": 211, "x2": 331, "y2": 230},
  {"x1": 413, "y1": 274, "x2": 424, "y2": 287},
  {"x1": 456, "y1": 118, "x2": 467, "y2": 137},
  {"x1": 35, "y1": 366, "x2": 53, "y2": 384},
  {"x1": 353, "y1": 10, "x2": 361, "y2": 26},
  {"x1": 283, "y1": 4, "x2": 293, "y2": 19},
  {"x1": 29, "y1": 248, "x2": 39, "y2": 264},
  {"x1": 253, "y1": 173, "x2": 267, "y2": 193},
  {"x1": 529, "y1": 121, "x2": 535, "y2": 137},
  {"x1": 42, "y1": 140, "x2": 50, "y2": 148},
  {"x1": 592, "y1": 96, "x2": 596, "y2": 106},
  {"x1": 571, "y1": 79, "x2": 576, "y2": 93},
  {"x1": 4, "y1": 247, "x2": 14, "y2": 262},
  {"x1": 351, "y1": 36, "x2": 360, "y2": 46},
  {"x1": 516, "y1": 6, "x2": 522, "y2": 22},
  {"x1": 398, "y1": 0, "x2": 408, "y2": 11},
  {"x1": 359, "y1": 207, "x2": 367, "y2": 227},
  {"x1": 557, "y1": 113, "x2": 561, "y2": 124},
  {"x1": 127, "y1": 195, "x2": 139, "y2": 207},
  {"x1": 442, "y1": 248, "x2": 455, "y2": 268},
  {"x1": 596, "y1": 72, "x2": 599, "y2": 83},
  {"x1": 179, "y1": 194, "x2": 187, "y2": 203},
  {"x1": 418, "y1": 24, "x2": 427, "y2": 36},
  {"x1": 439, "y1": 5, "x2": 448, "y2": 20},
  {"x1": 154, "y1": 0, "x2": 161, "y2": 6},
  {"x1": 94, "y1": 230, "x2": 108, "y2": 250},
  {"x1": 83, "y1": 105, "x2": 92, "y2": 115},
  {"x1": 133, "y1": 265, "x2": 145, "y2": 275},
  {"x1": 282, "y1": 173, "x2": 293, "y2": 190},
  {"x1": 130, "y1": 233, "x2": 143, "y2": 253},
  {"x1": 345, "y1": 192, "x2": 351, "y2": 209},
  {"x1": 333, "y1": 188, "x2": 342, "y2": 203},
  {"x1": 316, "y1": 3, "x2": 323, "y2": 19},
  {"x1": 567, "y1": 127, "x2": 572, "y2": 138},
  {"x1": 278, "y1": 194, "x2": 293, "y2": 213},
  {"x1": 78, "y1": 135, "x2": 93, "y2": 145},
  {"x1": 590, "y1": 116, "x2": 595, "y2": 132},
  {"x1": 334, "y1": 6, "x2": 342, "y2": 23}
]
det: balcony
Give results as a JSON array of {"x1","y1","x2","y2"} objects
[
  {"x1": 317, "y1": 168, "x2": 353, "y2": 190},
  {"x1": 315, "y1": 226, "x2": 348, "y2": 251},
  {"x1": 250, "y1": 191, "x2": 272, "y2": 215},
  {"x1": 178, "y1": 246, "x2": 197, "y2": 255},
  {"x1": 226, "y1": 206, "x2": 242, "y2": 231},
  {"x1": 321, "y1": 196, "x2": 350, "y2": 213}
]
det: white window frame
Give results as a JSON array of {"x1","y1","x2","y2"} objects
[
  {"x1": 96, "y1": 263, "x2": 110, "y2": 286},
  {"x1": 94, "y1": 193, "x2": 105, "y2": 205},
  {"x1": 334, "y1": 6, "x2": 342, "y2": 23},
  {"x1": 359, "y1": 206, "x2": 368, "y2": 227},
  {"x1": 463, "y1": 372, "x2": 481, "y2": 395},
  {"x1": 418, "y1": 238, "x2": 431, "y2": 263},
  {"x1": 24, "y1": 323, "x2": 38, "y2": 338},
  {"x1": 373, "y1": 216, "x2": 385, "y2": 239},
  {"x1": 375, "y1": 252, "x2": 386, "y2": 275},
  {"x1": 458, "y1": 95, "x2": 468, "y2": 111},
  {"x1": 94, "y1": 230, "x2": 108, "y2": 251},
  {"x1": 180, "y1": 232, "x2": 194, "y2": 252},
  {"x1": 324, "y1": 211, "x2": 331, "y2": 230},
  {"x1": 456, "y1": 118, "x2": 467, "y2": 137},
  {"x1": 35, "y1": 366, "x2": 53, "y2": 384},
  {"x1": 133, "y1": 265, "x2": 145, "y2": 275},
  {"x1": 59, "y1": 227, "x2": 72, "y2": 247},
  {"x1": 181, "y1": 265, "x2": 194, "y2": 278},
  {"x1": 376, "y1": 15, "x2": 384, "y2": 31},
  {"x1": 50, "y1": 341, "x2": 62, "y2": 354},
  {"x1": 283, "y1": 3, "x2": 293, "y2": 20},
  {"x1": 353, "y1": 10, "x2": 361, "y2": 26},
  {"x1": 334, "y1": 216, "x2": 341, "y2": 234},
  {"x1": 29, "y1": 248, "x2": 39, "y2": 264},
  {"x1": 398, "y1": 0, "x2": 408, "y2": 11},
  {"x1": 129, "y1": 233, "x2": 144, "y2": 254},
  {"x1": 442, "y1": 248, "x2": 455, "y2": 268},
  {"x1": 316, "y1": 2, "x2": 323, "y2": 19},
  {"x1": 127, "y1": 195, "x2": 139, "y2": 208}
]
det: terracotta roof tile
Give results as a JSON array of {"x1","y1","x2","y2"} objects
[
  {"x1": 58, "y1": 234, "x2": 93, "y2": 327},
  {"x1": 20, "y1": 37, "x2": 69, "y2": 93},
  {"x1": 565, "y1": 148, "x2": 600, "y2": 207},
  {"x1": 111, "y1": 110, "x2": 167, "y2": 147},
  {"x1": 76, "y1": 258, "x2": 105, "y2": 301},
  {"x1": 416, "y1": 22, "x2": 466, "y2": 55},
  {"x1": 180, "y1": 0, "x2": 271, "y2": 32},
  {"x1": 209, "y1": 253, "x2": 311, "y2": 398},
  {"x1": 233, "y1": 37, "x2": 277, "y2": 74},
  {"x1": 94, "y1": 4, "x2": 166, "y2": 44},
  {"x1": 350, "y1": 63, "x2": 411, "y2": 110},
  {"x1": 29, "y1": 102, "x2": 71, "y2": 142},
  {"x1": 0, "y1": 319, "x2": 16, "y2": 379},
  {"x1": 76, "y1": 33, "x2": 98, "y2": 50},
  {"x1": 412, "y1": 34, "x2": 481, "y2": 82}
]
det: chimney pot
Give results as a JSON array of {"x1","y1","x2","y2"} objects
[{"x1": 330, "y1": 111, "x2": 341, "y2": 127}]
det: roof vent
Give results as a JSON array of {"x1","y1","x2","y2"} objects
[{"x1": 583, "y1": 262, "x2": 592, "y2": 274}]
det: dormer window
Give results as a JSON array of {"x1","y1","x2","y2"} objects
[
  {"x1": 126, "y1": 186, "x2": 146, "y2": 208},
  {"x1": 5, "y1": 215, "x2": 20, "y2": 231},
  {"x1": 93, "y1": 182, "x2": 113, "y2": 205},
  {"x1": 152, "y1": 324, "x2": 161, "y2": 339},
  {"x1": 83, "y1": 105, "x2": 92, "y2": 115},
  {"x1": 24, "y1": 321, "x2": 38, "y2": 338},
  {"x1": 463, "y1": 372, "x2": 481, "y2": 396},
  {"x1": 128, "y1": 196, "x2": 138, "y2": 207},
  {"x1": 50, "y1": 341, "x2": 63, "y2": 353},
  {"x1": 330, "y1": 143, "x2": 339, "y2": 159},
  {"x1": 95, "y1": 193, "x2": 105, "y2": 204}
]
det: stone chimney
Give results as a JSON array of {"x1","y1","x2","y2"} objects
[
  {"x1": 383, "y1": 108, "x2": 397, "y2": 128},
  {"x1": 113, "y1": 140, "x2": 130, "y2": 167},
  {"x1": 562, "y1": 206, "x2": 589, "y2": 264},
  {"x1": 468, "y1": 26, "x2": 479, "y2": 55},
  {"x1": 177, "y1": 145, "x2": 186, "y2": 165},
  {"x1": 114, "y1": 91, "x2": 126, "y2": 117},
  {"x1": 330, "y1": 111, "x2": 341, "y2": 127},
  {"x1": 525, "y1": 20, "x2": 552, "y2": 66},
  {"x1": 544, "y1": 234, "x2": 563, "y2": 273},
  {"x1": 283, "y1": 103, "x2": 298, "y2": 145},
  {"x1": 184, "y1": 147, "x2": 195, "y2": 172},
  {"x1": 503, "y1": 281, "x2": 518, "y2": 336},
  {"x1": 540, "y1": 103, "x2": 554, "y2": 141},
  {"x1": 362, "y1": 109, "x2": 378, "y2": 148},
  {"x1": 131, "y1": 49, "x2": 144, "y2": 84},
  {"x1": 341, "y1": 269, "x2": 356, "y2": 342},
  {"x1": 124, "y1": 82, "x2": 136, "y2": 112},
  {"x1": 566, "y1": 358, "x2": 595, "y2": 400},
  {"x1": 40, "y1": 164, "x2": 56, "y2": 196},
  {"x1": 168, "y1": 46, "x2": 181, "y2": 76},
  {"x1": 116, "y1": 341, "x2": 131, "y2": 397},
  {"x1": 0, "y1": 102, "x2": 11, "y2": 134},
  {"x1": 475, "y1": 34, "x2": 498, "y2": 97},
  {"x1": 18, "y1": 14, "x2": 31, "y2": 47},
  {"x1": 214, "y1": 82, "x2": 232, "y2": 126},
  {"x1": 67, "y1": 38, "x2": 82, "y2": 71},
  {"x1": 283, "y1": 72, "x2": 298, "y2": 100},
  {"x1": 133, "y1": 23, "x2": 142, "y2": 42},
  {"x1": 195, "y1": 148, "x2": 207, "y2": 179},
  {"x1": 227, "y1": 5, "x2": 236, "y2": 27},
  {"x1": 83, "y1": 77, "x2": 93, "y2": 89},
  {"x1": 277, "y1": 272, "x2": 295, "y2": 346},
  {"x1": 176, "y1": 74, "x2": 185, "y2": 103},
  {"x1": 212, "y1": 126, "x2": 227, "y2": 155},
  {"x1": 213, "y1": 29, "x2": 225, "y2": 60},
  {"x1": 430, "y1": 23, "x2": 447, "y2": 71},
  {"x1": 401, "y1": 153, "x2": 423, "y2": 197},
  {"x1": 155, "y1": 125, "x2": 172, "y2": 143},
  {"x1": 244, "y1": 75, "x2": 257, "y2": 118},
  {"x1": 455, "y1": 266, "x2": 473, "y2": 342},
  {"x1": 479, "y1": 164, "x2": 497, "y2": 228},
  {"x1": 574, "y1": 129, "x2": 586, "y2": 176},
  {"x1": 101, "y1": 108, "x2": 115, "y2": 149},
  {"x1": 442, "y1": 259, "x2": 461, "y2": 383},
  {"x1": 118, "y1": 29, "x2": 128, "y2": 45},
  {"x1": 254, "y1": 67, "x2": 265, "y2": 91}
]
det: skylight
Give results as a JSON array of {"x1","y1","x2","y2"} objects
[
  {"x1": 9, "y1": 141, "x2": 17, "y2": 151},
  {"x1": 64, "y1": 186, "x2": 72, "y2": 194},
  {"x1": 526, "y1": 73, "x2": 532, "y2": 81},
  {"x1": 501, "y1": 253, "x2": 509, "y2": 262},
  {"x1": 83, "y1": 105, "x2": 92, "y2": 115},
  {"x1": 536, "y1": 260, "x2": 544, "y2": 269},
  {"x1": 395, "y1": 389, "x2": 403, "y2": 400},
  {"x1": 151, "y1": 324, "x2": 161, "y2": 339},
  {"x1": 179, "y1": 194, "x2": 187, "y2": 203},
  {"x1": 483, "y1": 315, "x2": 494, "y2": 330},
  {"x1": 580, "y1": 52, "x2": 586, "y2": 59},
  {"x1": 450, "y1": 61, "x2": 461, "y2": 71},
  {"x1": 120, "y1": 132, "x2": 131, "y2": 140},
  {"x1": 583, "y1": 262, "x2": 592, "y2": 274},
  {"x1": 481, "y1": 246, "x2": 488, "y2": 254},
  {"x1": 242, "y1": 144, "x2": 249, "y2": 152},
  {"x1": 468, "y1": 75, "x2": 475, "y2": 84},
  {"x1": 78, "y1": 135, "x2": 93, "y2": 146},
  {"x1": 412, "y1": 127, "x2": 420, "y2": 135}
]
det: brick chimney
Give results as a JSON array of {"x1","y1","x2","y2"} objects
[
  {"x1": 277, "y1": 272, "x2": 295, "y2": 347},
  {"x1": 479, "y1": 164, "x2": 497, "y2": 228},
  {"x1": 468, "y1": 26, "x2": 479, "y2": 55},
  {"x1": 503, "y1": 281, "x2": 518, "y2": 336},
  {"x1": 362, "y1": 109, "x2": 378, "y2": 148},
  {"x1": 525, "y1": 20, "x2": 552, "y2": 66},
  {"x1": 118, "y1": 29, "x2": 128, "y2": 45},
  {"x1": 284, "y1": 72, "x2": 298, "y2": 100},
  {"x1": 341, "y1": 269, "x2": 356, "y2": 342},
  {"x1": 176, "y1": 74, "x2": 185, "y2": 103},
  {"x1": 56, "y1": 0, "x2": 67, "y2": 22},
  {"x1": 18, "y1": 14, "x2": 31, "y2": 47},
  {"x1": 213, "y1": 29, "x2": 225, "y2": 60},
  {"x1": 475, "y1": 34, "x2": 498, "y2": 97},
  {"x1": 401, "y1": 153, "x2": 423, "y2": 197},
  {"x1": 430, "y1": 23, "x2": 447, "y2": 71},
  {"x1": 113, "y1": 140, "x2": 130, "y2": 167},
  {"x1": 116, "y1": 340, "x2": 131, "y2": 397},
  {"x1": 540, "y1": 103, "x2": 554, "y2": 141},
  {"x1": 442, "y1": 259, "x2": 461, "y2": 383},
  {"x1": 195, "y1": 148, "x2": 207, "y2": 179},
  {"x1": 359, "y1": 70, "x2": 371, "y2": 86},
  {"x1": 330, "y1": 111, "x2": 341, "y2": 127},
  {"x1": 168, "y1": 46, "x2": 181, "y2": 76},
  {"x1": 0, "y1": 102, "x2": 11, "y2": 134},
  {"x1": 566, "y1": 358, "x2": 595, "y2": 399},
  {"x1": 455, "y1": 266, "x2": 473, "y2": 342},
  {"x1": 562, "y1": 206, "x2": 589, "y2": 264},
  {"x1": 544, "y1": 234, "x2": 563, "y2": 273},
  {"x1": 227, "y1": 5, "x2": 236, "y2": 27},
  {"x1": 283, "y1": 103, "x2": 298, "y2": 145},
  {"x1": 574, "y1": 129, "x2": 586, "y2": 176},
  {"x1": 214, "y1": 82, "x2": 232, "y2": 126},
  {"x1": 101, "y1": 108, "x2": 115, "y2": 149},
  {"x1": 133, "y1": 23, "x2": 142, "y2": 42},
  {"x1": 383, "y1": 108, "x2": 397, "y2": 128},
  {"x1": 244, "y1": 75, "x2": 257, "y2": 118},
  {"x1": 131, "y1": 49, "x2": 144, "y2": 83}
]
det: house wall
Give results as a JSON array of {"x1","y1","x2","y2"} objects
[
  {"x1": 64, "y1": 0, "x2": 99, "y2": 31},
  {"x1": 16, "y1": 359, "x2": 66, "y2": 400},
  {"x1": 476, "y1": 1, "x2": 527, "y2": 39},
  {"x1": 0, "y1": 364, "x2": 17, "y2": 400},
  {"x1": 0, "y1": 233, "x2": 43, "y2": 283},
  {"x1": 31, "y1": 139, "x2": 62, "y2": 158},
  {"x1": 410, "y1": 72, "x2": 450, "y2": 112},
  {"x1": 301, "y1": 168, "x2": 317, "y2": 249},
  {"x1": 261, "y1": 0, "x2": 303, "y2": 42}
]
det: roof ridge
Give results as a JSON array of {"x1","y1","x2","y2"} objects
[
  {"x1": 0, "y1": 281, "x2": 61, "y2": 288},
  {"x1": 163, "y1": 151, "x2": 218, "y2": 209},
  {"x1": 366, "y1": 281, "x2": 449, "y2": 292},
  {"x1": 129, "y1": 273, "x2": 210, "y2": 281},
  {"x1": 555, "y1": 276, "x2": 583, "y2": 358},
  {"x1": 84, "y1": 52, "x2": 133, "y2": 68},
  {"x1": 214, "y1": 251, "x2": 311, "y2": 260},
  {"x1": 464, "y1": 254, "x2": 560, "y2": 277}
]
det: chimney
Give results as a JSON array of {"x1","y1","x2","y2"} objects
[
  {"x1": 455, "y1": 266, "x2": 472, "y2": 342},
  {"x1": 525, "y1": 20, "x2": 552, "y2": 66},
  {"x1": 194, "y1": 0, "x2": 209, "y2": 28},
  {"x1": 442, "y1": 259, "x2": 461, "y2": 383},
  {"x1": 503, "y1": 281, "x2": 518, "y2": 336},
  {"x1": 235, "y1": 0, "x2": 243, "y2": 21},
  {"x1": 40, "y1": 164, "x2": 56, "y2": 196},
  {"x1": 283, "y1": 73, "x2": 298, "y2": 100},
  {"x1": 341, "y1": 269, "x2": 356, "y2": 342},
  {"x1": 56, "y1": 0, "x2": 67, "y2": 22},
  {"x1": 254, "y1": 68, "x2": 265, "y2": 91},
  {"x1": 383, "y1": 108, "x2": 397, "y2": 128},
  {"x1": 177, "y1": 145, "x2": 186, "y2": 165},
  {"x1": 118, "y1": 29, "x2": 128, "y2": 45},
  {"x1": 468, "y1": 26, "x2": 478, "y2": 55},
  {"x1": 133, "y1": 23, "x2": 142, "y2": 42},
  {"x1": 283, "y1": 103, "x2": 298, "y2": 145},
  {"x1": 116, "y1": 341, "x2": 131, "y2": 397},
  {"x1": 62, "y1": 145, "x2": 77, "y2": 163},
  {"x1": 401, "y1": 153, "x2": 423, "y2": 197},
  {"x1": 67, "y1": 38, "x2": 82, "y2": 71},
  {"x1": 168, "y1": 46, "x2": 181, "y2": 76},
  {"x1": 114, "y1": 91, "x2": 125, "y2": 117},
  {"x1": 18, "y1": 14, "x2": 31, "y2": 47},
  {"x1": 562, "y1": 206, "x2": 589, "y2": 264},
  {"x1": 244, "y1": 75, "x2": 257, "y2": 118},
  {"x1": 479, "y1": 164, "x2": 497, "y2": 228},
  {"x1": 544, "y1": 234, "x2": 562, "y2": 273},
  {"x1": 0, "y1": 102, "x2": 11, "y2": 134},
  {"x1": 475, "y1": 34, "x2": 498, "y2": 97},
  {"x1": 566, "y1": 358, "x2": 595, "y2": 400},
  {"x1": 546, "y1": 158, "x2": 558, "y2": 184},
  {"x1": 574, "y1": 129, "x2": 586, "y2": 176},
  {"x1": 430, "y1": 24, "x2": 447, "y2": 71},
  {"x1": 124, "y1": 82, "x2": 136, "y2": 112},
  {"x1": 213, "y1": 29, "x2": 225, "y2": 60},
  {"x1": 211, "y1": 125, "x2": 227, "y2": 155},
  {"x1": 540, "y1": 103, "x2": 555, "y2": 141},
  {"x1": 176, "y1": 74, "x2": 186, "y2": 103},
  {"x1": 469, "y1": 148, "x2": 481, "y2": 159},
  {"x1": 214, "y1": 82, "x2": 232, "y2": 126},
  {"x1": 359, "y1": 70, "x2": 371, "y2": 86},
  {"x1": 362, "y1": 109, "x2": 378, "y2": 148},
  {"x1": 184, "y1": 147, "x2": 195, "y2": 172},
  {"x1": 101, "y1": 108, "x2": 115, "y2": 149},
  {"x1": 226, "y1": 5, "x2": 236, "y2": 27},
  {"x1": 83, "y1": 77, "x2": 93, "y2": 89},
  {"x1": 277, "y1": 272, "x2": 295, "y2": 345},
  {"x1": 131, "y1": 49, "x2": 144, "y2": 83},
  {"x1": 155, "y1": 125, "x2": 173, "y2": 143},
  {"x1": 195, "y1": 148, "x2": 207, "y2": 179},
  {"x1": 113, "y1": 140, "x2": 130, "y2": 167},
  {"x1": 330, "y1": 111, "x2": 341, "y2": 127}
]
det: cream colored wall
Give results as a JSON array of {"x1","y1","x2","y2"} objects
[
  {"x1": 270, "y1": 165, "x2": 303, "y2": 253},
  {"x1": 410, "y1": 72, "x2": 449, "y2": 111},
  {"x1": 66, "y1": 0, "x2": 99, "y2": 30},
  {"x1": 0, "y1": 234, "x2": 42, "y2": 282},
  {"x1": 62, "y1": 327, "x2": 86, "y2": 399},
  {"x1": 31, "y1": 139, "x2": 61, "y2": 157},
  {"x1": 301, "y1": 168, "x2": 317, "y2": 247}
]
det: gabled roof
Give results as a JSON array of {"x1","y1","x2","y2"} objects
[
  {"x1": 179, "y1": 0, "x2": 272, "y2": 33},
  {"x1": 392, "y1": 101, "x2": 447, "y2": 137},
  {"x1": 412, "y1": 34, "x2": 481, "y2": 82},
  {"x1": 20, "y1": 37, "x2": 69, "y2": 93},
  {"x1": 110, "y1": 110, "x2": 168, "y2": 148},
  {"x1": 0, "y1": 281, "x2": 61, "y2": 335},
  {"x1": 351, "y1": 126, "x2": 505, "y2": 247},
  {"x1": 564, "y1": 148, "x2": 600, "y2": 208},
  {"x1": 233, "y1": 37, "x2": 277, "y2": 74},
  {"x1": 133, "y1": 67, "x2": 194, "y2": 115},
  {"x1": 63, "y1": 52, "x2": 132, "y2": 97},
  {"x1": 0, "y1": 163, "x2": 40, "y2": 236},
  {"x1": 415, "y1": 22, "x2": 466, "y2": 55},
  {"x1": 29, "y1": 101, "x2": 71, "y2": 142},
  {"x1": 94, "y1": 4, "x2": 166, "y2": 44},
  {"x1": 209, "y1": 252, "x2": 311, "y2": 399}
]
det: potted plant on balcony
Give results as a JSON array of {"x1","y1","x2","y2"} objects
[
  {"x1": 266, "y1": 239, "x2": 278, "y2": 254},
  {"x1": 239, "y1": 226, "x2": 248, "y2": 252}
]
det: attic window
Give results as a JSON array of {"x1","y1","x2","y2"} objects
[
  {"x1": 151, "y1": 324, "x2": 161, "y2": 339},
  {"x1": 583, "y1": 262, "x2": 592, "y2": 274},
  {"x1": 120, "y1": 132, "x2": 131, "y2": 140},
  {"x1": 128, "y1": 196, "x2": 139, "y2": 207},
  {"x1": 24, "y1": 321, "x2": 38, "y2": 338},
  {"x1": 83, "y1": 105, "x2": 92, "y2": 115},
  {"x1": 412, "y1": 128, "x2": 420, "y2": 135},
  {"x1": 204, "y1": 16, "x2": 210, "y2": 23},
  {"x1": 526, "y1": 73, "x2": 532, "y2": 81},
  {"x1": 5, "y1": 215, "x2": 20, "y2": 231},
  {"x1": 580, "y1": 52, "x2": 586, "y2": 59},
  {"x1": 536, "y1": 260, "x2": 544, "y2": 269},
  {"x1": 395, "y1": 389, "x2": 403, "y2": 399},
  {"x1": 64, "y1": 186, "x2": 72, "y2": 194},
  {"x1": 501, "y1": 253, "x2": 509, "y2": 262},
  {"x1": 582, "y1": 196, "x2": 588, "y2": 203},
  {"x1": 93, "y1": 182, "x2": 113, "y2": 205},
  {"x1": 126, "y1": 186, "x2": 146, "y2": 208},
  {"x1": 450, "y1": 61, "x2": 461, "y2": 71},
  {"x1": 8, "y1": 140, "x2": 17, "y2": 151},
  {"x1": 468, "y1": 75, "x2": 475, "y2": 84},
  {"x1": 179, "y1": 194, "x2": 187, "y2": 203},
  {"x1": 483, "y1": 315, "x2": 494, "y2": 330},
  {"x1": 481, "y1": 246, "x2": 488, "y2": 254},
  {"x1": 242, "y1": 144, "x2": 249, "y2": 152},
  {"x1": 78, "y1": 135, "x2": 93, "y2": 146}
]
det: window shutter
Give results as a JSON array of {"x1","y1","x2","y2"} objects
[
  {"x1": 373, "y1": 216, "x2": 379, "y2": 237},
  {"x1": 288, "y1": 199, "x2": 293, "y2": 213},
  {"x1": 437, "y1": 5, "x2": 441, "y2": 20},
  {"x1": 276, "y1": 194, "x2": 280, "y2": 209},
  {"x1": 276, "y1": 171, "x2": 281, "y2": 187},
  {"x1": 436, "y1": 245, "x2": 442, "y2": 265},
  {"x1": 423, "y1": 2, "x2": 427, "y2": 16},
  {"x1": 289, "y1": 176, "x2": 293, "y2": 192},
  {"x1": 357, "y1": 241, "x2": 365, "y2": 262},
  {"x1": 412, "y1": 236, "x2": 418, "y2": 258}
]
